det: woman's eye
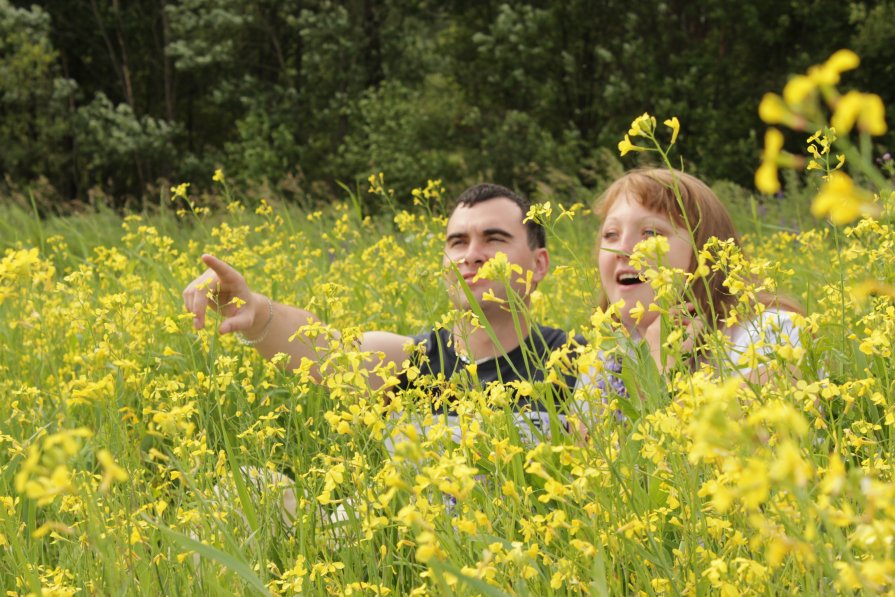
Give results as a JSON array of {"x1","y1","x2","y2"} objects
[
  {"x1": 643, "y1": 229, "x2": 661, "y2": 237},
  {"x1": 602, "y1": 231, "x2": 618, "y2": 241}
]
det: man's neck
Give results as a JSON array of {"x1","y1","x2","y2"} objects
[{"x1": 452, "y1": 308, "x2": 532, "y2": 361}]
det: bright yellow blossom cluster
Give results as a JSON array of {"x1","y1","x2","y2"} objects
[
  {"x1": 3, "y1": 57, "x2": 895, "y2": 595},
  {"x1": 0, "y1": 180, "x2": 892, "y2": 595},
  {"x1": 618, "y1": 113, "x2": 681, "y2": 156},
  {"x1": 756, "y1": 49, "x2": 891, "y2": 227}
]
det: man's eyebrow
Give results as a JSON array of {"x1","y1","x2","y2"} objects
[{"x1": 445, "y1": 228, "x2": 514, "y2": 242}]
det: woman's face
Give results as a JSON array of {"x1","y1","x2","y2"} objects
[{"x1": 598, "y1": 194, "x2": 694, "y2": 333}]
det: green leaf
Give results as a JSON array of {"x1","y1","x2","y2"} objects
[
  {"x1": 428, "y1": 558, "x2": 513, "y2": 597},
  {"x1": 154, "y1": 522, "x2": 272, "y2": 597}
]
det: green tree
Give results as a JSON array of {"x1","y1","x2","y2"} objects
[
  {"x1": 0, "y1": 1, "x2": 75, "y2": 199},
  {"x1": 3, "y1": 0, "x2": 891, "y2": 207}
]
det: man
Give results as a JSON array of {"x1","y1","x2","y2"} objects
[
  {"x1": 183, "y1": 184, "x2": 580, "y2": 535},
  {"x1": 182, "y1": 183, "x2": 578, "y2": 395}
]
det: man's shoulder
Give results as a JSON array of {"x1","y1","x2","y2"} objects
[
  {"x1": 410, "y1": 325, "x2": 585, "y2": 354},
  {"x1": 532, "y1": 324, "x2": 587, "y2": 349},
  {"x1": 406, "y1": 328, "x2": 457, "y2": 364},
  {"x1": 410, "y1": 328, "x2": 449, "y2": 347}
]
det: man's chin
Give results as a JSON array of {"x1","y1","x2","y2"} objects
[
  {"x1": 447, "y1": 280, "x2": 525, "y2": 312},
  {"x1": 448, "y1": 287, "x2": 498, "y2": 311},
  {"x1": 449, "y1": 292, "x2": 482, "y2": 311}
]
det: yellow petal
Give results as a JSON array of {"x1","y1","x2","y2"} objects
[
  {"x1": 821, "y1": 50, "x2": 861, "y2": 85},
  {"x1": 809, "y1": 50, "x2": 859, "y2": 87},
  {"x1": 618, "y1": 134, "x2": 644, "y2": 156},
  {"x1": 762, "y1": 128, "x2": 784, "y2": 158},
  {"x1": 629, "y1": 301, "x2": 646, "y2": 324},
  {"x1": 824, "y1": 49, "x2": 860, "y2": 76},
  {"x1": 629, "y1": 112, "x2": 655, "y2": 136},
  {"x1": 858, "y1": 94, "x2": 887, "y2": 135},
  {"x1": 831, "y1": 91, "x2": 864, "y2": 134},
  {"x1": 810, "y1": 172, "x2": 869, "y2": 225},
  {"x1": 852, "y1": 280, "x2": 895, "y2": 302},
  {"x1": 663, "y1": 117, "x2": 680, "y2": 144},
  {"x1": 758, "y1": 93, "x2": 790, "y2": 125},
  {"x1": 829, "y1": 200, "x2": 861, "y2": 225},
  {"x1": 810, "y1": 192, "x2": 836, "y2": 220},
  {"x1": 783, "y1": 75, "x2": 816, "y2": 106},
  {"x1": 755, "y1": 161, "x2": 780, "y2": 195}
]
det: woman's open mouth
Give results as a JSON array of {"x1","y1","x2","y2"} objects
[{"x1": 616, "y1": 272, "x2": 645, "y2": 286}]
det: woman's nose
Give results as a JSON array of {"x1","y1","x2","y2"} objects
[{"x1": 616, "y1": 233, "x2": 637, "y2": 257}]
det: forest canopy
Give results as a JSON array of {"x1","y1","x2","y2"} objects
[{"x1": 2, "y1": 0, "x2": 894, "y2": 208}]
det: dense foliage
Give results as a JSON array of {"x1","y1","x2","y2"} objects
[
  {"x1": 3, "y1": 0, "x2": 894, "y2": 207},
  {"x1": 2, "y1": 157, "x2": 895, "y2": 594},
  {"x1": 3, "y1": 9, "x2": 895, "y2": 596}
]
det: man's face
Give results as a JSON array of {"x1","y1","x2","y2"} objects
[{"x1": 443, "y1": 197, "x2": 548, "y2": 311}]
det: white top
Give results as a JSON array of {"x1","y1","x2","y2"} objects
[
  {"x1": 722, "y1": 308, "x2": 801, "y2": 376},
  {"x1": 575, "y1": 307, "x2": 803, "y2": 393}
]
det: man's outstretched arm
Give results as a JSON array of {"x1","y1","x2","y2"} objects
[{"x1": 182, "y1": 254, "x2": 412, "y2": 388}]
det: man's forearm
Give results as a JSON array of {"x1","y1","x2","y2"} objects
[{"x1": 244, "y1": 293, "x2": 337, "y2": 378}]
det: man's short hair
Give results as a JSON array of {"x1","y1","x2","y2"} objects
[{"x1": 452, "y1": 183, "x2": 547, "y2": 249}]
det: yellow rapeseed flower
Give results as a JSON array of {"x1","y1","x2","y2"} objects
[
  {"x1": 810, "y1": 48, "x2": 860, "y2": 86},
  {"x1": 618, "y1": 134, "x2": 645, "y2": 156},
  {"x1": 755, "y1": 128, "x2": 784, "y2": 194},
  {"x1": 628, "y1": 301, "x2": 646, "y2": 325},
  {"x1": 810, "y1": 171, "x2": 873, "y2": 225},
  {"x1": 663, "y1": 116, "x2": 680, "y2": 144},
  {"x1": 758, "y1": 93, "x2": 802, "y2": 129},
  {"x1": 629, "y1": 235, "x2": 670, "y2": 271},
  {"x1": 851, "y1": 279, "x2": 895, "y2": 303},
  {"x1": 473, "y1": 252, "x2": 522, "y2": 282},
  {"x1": 783, "y1": 75, "x2": 815, "y2": 106},
  {"x1": 368, "y1": 172, "x2": 385, "y2": 194},
  {"x1": 96, "y1": 449, "x2": 128, "y2": 491},
  {"x1": 169, "y1": 182, "x2": 190, "y2": 200},
  {"x1": 415, "y1": 531, "x2": 444, "y2": 563},
  {"x1": 831, "y1": 91, "x2": 887, "y2": 135},
  {"x1": 628, "y1": 112, "x2": 656, "y2": 137},
  {"x1": 523, "y1": 201, "x2": 553, "y2": 225}
]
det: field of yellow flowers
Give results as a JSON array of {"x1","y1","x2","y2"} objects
[{"x1": 2, "y1": 50, "x2": 895, "y2": 595}]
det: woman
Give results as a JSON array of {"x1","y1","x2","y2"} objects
[{"x1": 582, "y1": 168, "x2": 803, "y2": 389}]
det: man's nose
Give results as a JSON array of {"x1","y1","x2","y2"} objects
[{"x1": 462, "y1": 239, "x2": 487, "y2": 265}]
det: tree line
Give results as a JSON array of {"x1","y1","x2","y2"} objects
[{"x1": 2, "y1": 0, "x2": 894, "y2": 209}]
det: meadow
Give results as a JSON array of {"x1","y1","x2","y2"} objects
[{"x1": 2, "y1": 51, "x2": 895, "y2": 595}]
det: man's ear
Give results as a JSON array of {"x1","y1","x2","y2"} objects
[{"x1": 532, "y1": 248, "x2": 549, "y2": 284}]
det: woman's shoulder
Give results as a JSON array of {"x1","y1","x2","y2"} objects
[
  {"x1": 729, "y1": 307, "x2": 799, "y2": 335},
  {"x1": 726, "y1": 307, "x2": 802, "y2": 354}
]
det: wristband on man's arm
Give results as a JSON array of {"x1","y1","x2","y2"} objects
[{"x1": 238, "y1": 296, "x2": 274, "y2": 346}]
